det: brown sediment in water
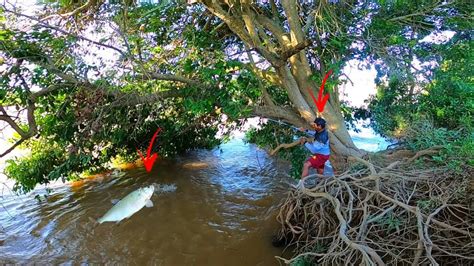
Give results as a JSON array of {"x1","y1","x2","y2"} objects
[
  {"x1": 114, "y1": 159, "x2": 144, "y2": 170},
  {"x1": 71, "y1": 159, "x2": 145, "y2": 188},
  {"x1": 70, "y1": 171, "x2": 112, "y2": 188},
  {"x1": 182, "y1": 162, "x2": 209, "y2": 169},
  {"x1": 0, "y1": 139, "x2": 290, "y2": 264}
]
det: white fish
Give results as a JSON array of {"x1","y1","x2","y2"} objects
[{"x1": 98, "y1": 185, "x2": 154, "y2": 224}]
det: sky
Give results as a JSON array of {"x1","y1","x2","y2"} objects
[{"x1": 340, "y1": 60, "x2": 377, "y2": 107}]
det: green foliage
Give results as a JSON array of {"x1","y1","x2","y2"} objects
[
  {"x1": 1, "y1": 1, "x2": 263, "y2": 192},
  {"x1": 403, "y1": 119, "x2": 474, "y2": 170},
  {"x1": 2, "y1": 0, "x2": 471, "y2": 193},
  {"x1": 366, "y1": 36, "x2": 473, "y2": 160},
  {"x1": 366, "y1": 77, "x2": 417, "y2": 137},
  {"x1": 417, "y1": 38, "x2": 473, "y2": 130},
  {"x1": 380, "y1": 213, "x2": 402, "y2": 233},
  {"x1": 348, "y1": 162, "x2": 368, "y2": 172},
  {"x1": 290, "y1": 257, "x2": 312, "y2": 266},
  {"x1": 404, "y1": 119, "x2": 461, "y2": 150},
  {"x1": 312, "y1": 242, "x2": 328, "y2": 253},
  {"x1": 4, "y1": 140, "x2": 90, "y2": 193},
  {"x1": 417, "y1": 198, "x2": 441, "y2": 213},
  {"x1": 369, "y1": 210, "x2": 403, "y2": 233}
]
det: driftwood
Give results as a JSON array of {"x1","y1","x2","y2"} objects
[
  {"x1": 270, "y1": 137, "x2": 314, "y2": 156},
  {"x1": 274, "y1": 148, "x2": 473, "y2": 265}
]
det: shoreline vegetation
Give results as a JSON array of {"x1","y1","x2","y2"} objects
[
  {"x1": 0, "y1": 152, "x2": 144, "y2": 194},
  {"x1": 1, "y1": 0, "x2": 472, "y2": 264}
]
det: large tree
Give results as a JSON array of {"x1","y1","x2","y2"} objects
[{"x1": 1, "y1": 0, "x2": 470, "y2": 191}]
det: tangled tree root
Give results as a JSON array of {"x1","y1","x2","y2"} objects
[{"x1": 274, "y1": 150, "x2": 473, "y2": 265}]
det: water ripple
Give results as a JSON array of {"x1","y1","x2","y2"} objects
[{"x1": 0, "y1": 138, "x2": 291, "y2": 264}]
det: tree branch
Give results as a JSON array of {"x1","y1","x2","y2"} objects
[
  {"x1": 0, "y1": 138, "x2": 26, "y2": 158},
  {"x1": 109, "y1": 90, "x2": 186, "y2": 107},
  {"x1": 0, "y1": 103, "x2": 37, "y2": 158},
  {"x1": 200, "y1": 0, "x2": 282, "y2": 66},
  {"x1": 31, "y1": 84, "x2": 68, "y2": 100},
  {"x1": 0, "y1": 106, "x2": 27, "y2": 138},
  {"x1": 2, "y1": 7, "x2": 127, "y2": 57},
  {"x1": 270, "y1": 139, "x2": 302, "y2": 156},
  {"x1": 387, "y1": 1, "x2": 447, "y2": 22},
  {"x1": 241, "y1": 4, "x2": 262, "y2": 48},
  {"x1": 40, "y1": 0, "x2": 98, "y2": 21},
  {"x1": 137, "y1": 73, "x2": 204, "y2": 87},
  {"x1": 280, "y1": 40, "x2": 311, "y2": 62},
  {"x1": 244, "y1": 45, "x2": 275, "y2": 106},
  {"x1": 200, "y1": 0, "x2": 253, "y2": 45},
  {"x1": 253, "y1": 105, "x2": 306, "y2": 127},
  {"x1": 281, "y1": 0, "x2": 305, "y2": 45},
  {"x1": 251, "y1": 67, "x2": 282, "y2": 87},
  {"x1": 269, "y1": 0, "x2": 280, "y2": 22},
  {"x1": 255, "y1": 16, "x2": 289, "y2": 46}
]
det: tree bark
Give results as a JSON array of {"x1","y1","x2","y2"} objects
[{"x1": 199, "y1": 0, "x2": 365, "y2": 157}]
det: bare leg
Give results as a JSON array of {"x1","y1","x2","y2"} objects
[{"x1": 301, "y1": 161, "x2": 312, "y2": 178}]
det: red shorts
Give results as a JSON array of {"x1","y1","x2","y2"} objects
[{"x1": 307, "y1": 154, "x2": 330, "y2": 170}]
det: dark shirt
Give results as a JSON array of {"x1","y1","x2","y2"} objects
[
  {"x1": 303, "y1": 128, "x2": 330, "y2": 155},
  {"x1": 314, "y1": 129, "x2": 329, "y2": 145}
]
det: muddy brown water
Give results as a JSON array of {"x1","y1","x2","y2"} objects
[{"x1": 0, "y1": 139, "x2": 295, "y2": 264}]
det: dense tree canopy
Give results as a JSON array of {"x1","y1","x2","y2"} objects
[{"x1": 0, "y1": 0, "x2": 472, "y2": 192}]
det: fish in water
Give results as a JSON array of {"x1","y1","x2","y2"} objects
[{"x1": 98, "y1": 185, "x2": 155, "y2": 224}]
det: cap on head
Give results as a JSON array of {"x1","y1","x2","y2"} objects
[{"x1": 313, "y1": 117, "x2": 326, "y2": 128}]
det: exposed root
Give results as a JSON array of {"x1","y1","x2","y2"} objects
[
  {"x1": 406, "y1": 145, "x2": 444, "y2": 163},
  {"x1": 274, "y1": 150, "x2": 473, "y2": 265}
]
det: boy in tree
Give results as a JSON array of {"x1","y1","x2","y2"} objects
[{"x1": 298, "y1": 117, "x2": 330, "y2": 185}]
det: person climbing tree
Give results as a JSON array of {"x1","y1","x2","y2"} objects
[{"x1": 298, "y1": 117, "x2": 330, "y2": 182}]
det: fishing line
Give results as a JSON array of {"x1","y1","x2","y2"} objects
[
  {"x1": 255, "y1": 149, "x2": 262, "y2": 171},
  {"x1": 264, "y1": 118, "x2": 315, "y2": 137},
  {"x1": 265, "y1": 118, "x2": 300, "y2": 131}
]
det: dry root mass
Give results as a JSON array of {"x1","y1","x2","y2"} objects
[{"x1": 275, "y1": 148, "x2": 473, "y2": 265}]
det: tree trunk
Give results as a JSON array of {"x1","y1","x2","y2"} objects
[{"x1": 199, "y1": 0, "x2": 365, "y2": 157}]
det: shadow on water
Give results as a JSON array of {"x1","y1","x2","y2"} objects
[{"x1": 0, "y1": 139, "x2": 294, "y2": 264}]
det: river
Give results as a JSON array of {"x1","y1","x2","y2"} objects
[
  {"x1": 0, "y1": 118, "x2": 393, "y2": 264},
  {"x1": 0, "y1": 138, "x2": 295, "y2": 264}
]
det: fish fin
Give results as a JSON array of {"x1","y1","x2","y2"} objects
[
  {"x1": 111, "y1": 199, "x2": 120, "y2": 205},
  {"x1": 145, "y1": 199, "x2": 154, "y2": 208}
]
